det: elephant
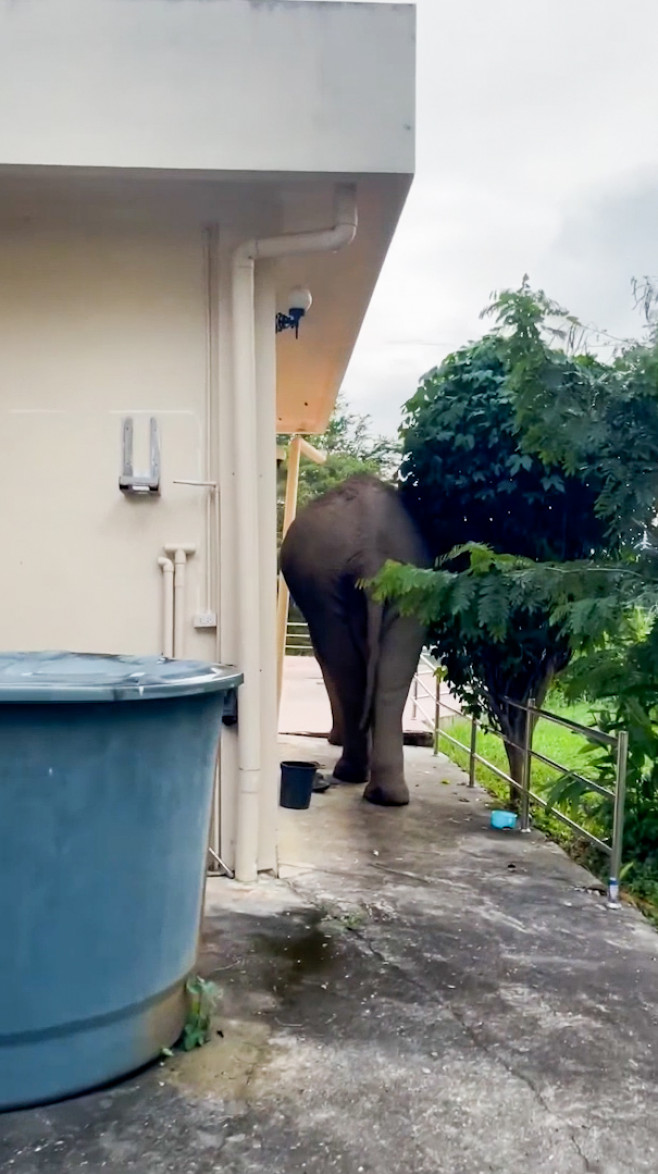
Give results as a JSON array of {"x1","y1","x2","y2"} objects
[{"x1": 280, "y1": 474, "x2": 430, "y2": 806}]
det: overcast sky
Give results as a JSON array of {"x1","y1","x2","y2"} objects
[{"x1": 334, "y1": 0, "x2": 658, "y2": 435}]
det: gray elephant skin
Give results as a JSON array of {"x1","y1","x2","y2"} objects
[{"x1": 280, "y1": 474, "x2": 429, "y2": 806}]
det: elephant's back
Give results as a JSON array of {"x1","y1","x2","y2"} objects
[{"x1": 280, "y1": 474, "x2": 429, "y2": 586}]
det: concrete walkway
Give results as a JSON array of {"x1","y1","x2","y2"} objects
[
  {"x1": 2, "y1": 739, "x2": 658, "y2": 1173},
  {"x1": 278, "y1": 654, "x2": 457, "y2": 737}
]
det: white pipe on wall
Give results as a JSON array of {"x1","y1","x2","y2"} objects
[
  {"x1": 204, "y1": 226, "x2": 219, "y2": 623},
  {"x1": 157, "y1": 556, "x2": 174, "y2": 658},
  {"x1": 231, "y1": 183, "x2": 358, "y2": 884},
  {"x1": 254, "y1": 264, "x2": 279, "y2": 872},
  {"x1": 173, "y1": 550, "x2": 187, "y2": 658},
  {"x1": 164, "y1": 544, "x2": 196, "y2": 658},
  {"x1": 231, "y1": 254, "x2": 260, "y2": 884}
]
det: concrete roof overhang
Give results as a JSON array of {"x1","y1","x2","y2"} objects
[
  {"x1": 0, "y1": 165, "x2": 412, "y2": 435},
  {"x1": 0, "y1": 0, "x2": 416, "y2": 433}
]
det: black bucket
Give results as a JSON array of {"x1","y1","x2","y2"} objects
[{"x1": 280, "y1": 760, "x2": 317, "y2": 810}]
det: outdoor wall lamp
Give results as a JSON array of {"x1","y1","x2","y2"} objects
[{"x1": 275, "y1": 287, "x2": 313, "y2": 338}]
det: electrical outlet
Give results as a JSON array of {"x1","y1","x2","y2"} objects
[{"x1": 193, "y1": 611, "x2": 217, "y2": 630}]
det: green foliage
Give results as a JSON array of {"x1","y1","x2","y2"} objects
[
  {"x1": 378, "y1": 276, "x2": 658, "y2": 904},
  {"x1": 484, "y1": 275, "x2": 658, "y2": 539},
  {"x1": 373, "y1": 545, "x2": 639, "y2": 794},
  {"x1": 558, "y1": 615, "x2": 658, "y2": 869},
  {"x1": 182, "y1": 976, "x2": 221, "y2": 1051},
  {"x1": 278, "y1": 393, "x2": 399, "y2": 521},
  {"x1": 399, "y1": 335, "x2": 607, "y2": 562},
  {"x1": 374, "y1": 281, "x2": 658, "y2": 811},
  {"x1": 380, "y1": 326, "x2": 618, "y2": 785},
  {"x1": 374, "y1": 549, "x2": 640, "y2": 652},
  {"x1": 314, "y1": 397, "x2": 399, "y2": 474},
  {"x1": 476, "y1": 279, "x2": 658, "y2": 888}
]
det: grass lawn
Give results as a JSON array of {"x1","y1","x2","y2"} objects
[{"x1": 441, "y1": 700, "x2": 595, "y2": 797}]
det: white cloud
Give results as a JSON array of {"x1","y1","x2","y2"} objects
[{"x1": 339, "y1": 0, "x2": 658, "y2": 435}]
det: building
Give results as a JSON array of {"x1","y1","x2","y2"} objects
[{"x1": 0, "y1": 0, "x2": 416, "y2": 880}]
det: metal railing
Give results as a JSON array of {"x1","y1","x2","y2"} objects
[
  {"x1": 285, "y1": 620, "x2": 314, "y2": 655},
  {"x1": 409, "y1": 652, "x2": 442, "y2": 736},
  {"x1": 410, "y1": 653, "x2": 628, "y2": 906}
]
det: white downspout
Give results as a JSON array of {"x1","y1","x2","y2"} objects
[
  {"x1": 231, "y1": 183, "x2": 358, "y2": 884},
  {"x1": 157, "y1": 556, "x2": 174, "y2": 658}
]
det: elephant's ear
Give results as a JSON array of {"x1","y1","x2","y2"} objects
[{"x1": 360, "y1": 595, "x2": 384, "y2": 731}]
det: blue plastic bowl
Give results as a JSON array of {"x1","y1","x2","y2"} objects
[{"x1": 490, "y1": 810, "x2": 518, "y2": 831}]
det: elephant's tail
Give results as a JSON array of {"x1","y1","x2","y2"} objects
[{"x1": 360, "y1": 597, "x2": 384, "y2": 731}]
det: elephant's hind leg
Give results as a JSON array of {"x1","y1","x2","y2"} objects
[
  {"x1": 318, "y1": 657, "x2": 344, "y2": 747},
  {"x1": 304, "y1": 607, "x2": 369, "y2": 784},
  {"x1": 363, "y1": 613, "x2": 425, "y2": 807}
]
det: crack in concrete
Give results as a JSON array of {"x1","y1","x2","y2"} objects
[
  {"x1": 282, "y1": 873, "x2": 594, "y2": 1173},
  {"x1": 364, "y1": 930, "x2": 596, "y2": 1174},
  {"x1": 346, "y1": 924, "x2": 595, "y2": 1173},
  {"x1": 568, "y1": 1131, "x2": 599, "y2": 1174},
  {"x1": 241, "y1": 1036, "x2": 272, "y2": 1097}
]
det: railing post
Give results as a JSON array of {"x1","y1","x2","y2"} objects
[
  {"x1": 468, "y1": 716, "x2": 477, "y2": 787},
  {"x1": 520, "y1": 698, "x2": 534, "y2": 832},
  {"x1": 608, "y1": 729, "x2": 628, "y2": 908},
  {"x1": 433, "y1": 671, "x2": 440, "y2": 756},
  {"x1": 412, "y1": 671, "x2": 419, "y2": 722}
]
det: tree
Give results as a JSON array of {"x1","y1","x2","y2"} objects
[
  {"x1": 277, "y1": 394, "x2": 399, "y2": 516},
  {"x1": 487, "y1": 276, "x2": 658, "y2": 537},
  {"x1": 372, "y1": 308, "x2": 620, "y2": 796},
  {"x1": 373, "y1": 278, "x2": 658, "y2": 890},
  {"x1": 485, "y1": 278, "x2": 658, "y2": 869}
]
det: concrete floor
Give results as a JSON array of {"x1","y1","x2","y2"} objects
[
  {"x1": 278, "y1": 655, "x2": 457, "y2": 737},
  {"x1": 2, "y1": 738, "x2": 658, "y2": 1173}
]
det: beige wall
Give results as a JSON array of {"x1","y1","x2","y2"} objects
[
  {"x1": 0, "y1": 212, "x2": 279, "y2": 873},
  {"x1": 0, "y1": 221, "x2": 217, "y2": 659}
]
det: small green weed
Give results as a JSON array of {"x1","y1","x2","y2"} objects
[
  {"x1": 320, "y1": 905, "x2": 367, "y2": 934},
  {"x1": 182, "y1": 975, "x2": 221, "y2": 1051},
  {"x1": 338, "y1": 910, "x2": 367, "y2": 932}
]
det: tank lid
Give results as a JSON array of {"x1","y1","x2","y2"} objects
[{"x1": 0, "y1": 652, "x2": 243, "y2": 703}]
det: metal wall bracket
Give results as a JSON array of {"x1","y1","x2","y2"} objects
[{"x1": 119, "y1": 417, "x2": 161, "y2": 495}]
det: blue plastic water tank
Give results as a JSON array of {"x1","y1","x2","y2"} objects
[{"x1": 0, "y1": 652, "x2": 242, "y2": 1110}]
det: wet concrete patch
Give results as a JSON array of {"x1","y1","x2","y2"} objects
[{"x1": 167, "y1": 1016, "x2": 272, "y2": 1103}]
